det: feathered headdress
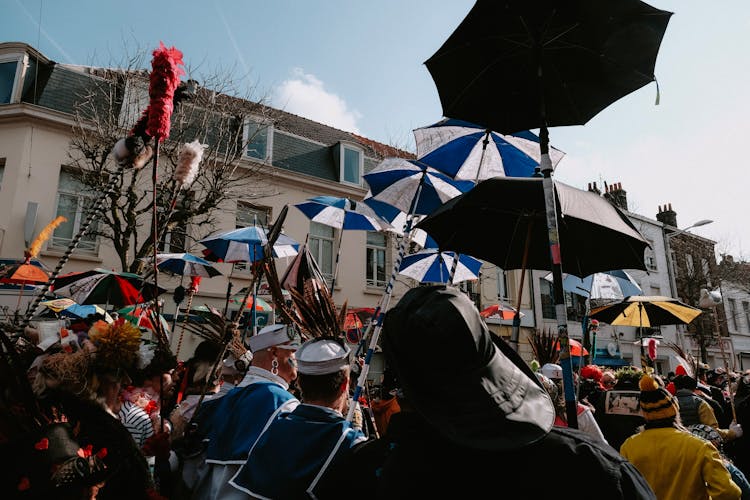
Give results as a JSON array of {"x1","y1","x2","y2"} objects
[
  {"x1": 25, "y1": 216, "x2": 67, "y2": 262},
  {"x1": 267, "y1": 243, "x2": 347, "y2": 342}
]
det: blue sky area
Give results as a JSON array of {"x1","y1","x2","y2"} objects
[{"x1": 3, "y1": 0, "x2": 749, "y2": 259}]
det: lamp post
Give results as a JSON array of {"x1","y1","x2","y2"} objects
[{"x1": 663, "y1": 218, "x2": 713, "y2": 352}]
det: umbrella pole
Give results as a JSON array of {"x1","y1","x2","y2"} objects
[
  {"x1": 510, "y1": 223, "x2": 533, "y2": 351},
  {"x1": 329, "y1": 229, "x2": 344, "y2": 293},
  {"x1": 346, "y1": 176, "x2": 426, "y2": 422},
  {"x1": 539, "y1": 123, "x2": 578, "y2": 429}
]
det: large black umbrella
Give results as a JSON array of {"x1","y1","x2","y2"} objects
[
  {"x1": 424, "y1": 0, "x2": 672, "y2": 427},
  {"x1": 416, "y1": 177, "x2": 649, "y2": 278},
  {"x1": 425, "y1": 0, "x2": 673, "y2": 135}
]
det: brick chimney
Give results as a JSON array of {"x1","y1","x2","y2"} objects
[
  {"x1": 603, "y1": 182, "x2": 628, "y2": 211},
  {"x1": 656, "y1": 203, "x2": 677, "y2": 227},
  {"x1": 587, "y1": 181, "x2": 601, "y2": 195}
]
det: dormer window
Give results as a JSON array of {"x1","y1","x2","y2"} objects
[
  {"x1": 244, "y1": 117, "x2": 273, "y2": 162},
  {"x1": 0, "y1": 54, "x2": 25, "y2": 104},
  {"x1": 335, "y1": 142, "x2": 363, "y2": 186}
]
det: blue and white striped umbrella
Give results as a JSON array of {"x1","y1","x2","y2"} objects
[
  {"x1": 294, "y1": 196, "x2": 384, "y2": 231},
  {"x1": 199, "y1": 225, "x2": 268, "y2": 263},
  {"x1": 399, "y1": 249, "x2": 482, "y2": 285},
  {"x1": 544, "y1": 269, "x2": 642, "y2": 300},
  {"x1": 154, "y1": 253, "x2": 223, "y2": 278},
  {"x1": 272, "y1": 232, "x2": 301, "y2": 258},
  {"x1": 413, "y1": 118, "x2": 565, "y2": 181},
  {"x1": 363, "y1": 158, "x2": 475, "y2": 216}
]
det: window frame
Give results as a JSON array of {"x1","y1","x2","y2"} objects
[
  {"x1": 50, "y1": 169, "x2": 100, "y2": 255},
  {"x1": 309, "y1": 222, "x2": 335, "y2": 283},
  {"x1": 0, "y1": 53, "x2": 24, "y2": 104},
  {"x1": 644, "y1": 239, "x2": 657, "y2": 271},
  {"x1": 339, "y1": 142, "x2": 363, "y2": 187},
  {"x1": 243, "y1": 116, "x2": 273, "y2": 163},
  {"x1": 365, "y1": 231, "x2": 387, "y2": 289}
]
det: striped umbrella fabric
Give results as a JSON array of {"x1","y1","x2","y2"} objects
[
  {"x1": 53, "y1": 268, "x2": 165, "y2": 307},
  {"x1": 589, "y1": 295, "x2": 703, "y2": 328},
  {"x1": 363, "y1": 158, "x2": 475, "y2": 216},
  {"x1": 414, "y1": 118, "x2": 565, "y2": 181},
  {"x1": 398, "y1": 249, "x2": 482, "y2": 284},
  {"x1": 199, "y1": 225, "x2": 268, "y2": 263},
  {"x1": 154, "y1": 253, "x2": 222, "y2": 278},
  {"x1": 294, "y1": 196, "x2": 384, "y2": 231}
]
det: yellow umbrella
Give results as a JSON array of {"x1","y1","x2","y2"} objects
[{"x1": 589, "y1": 295, "x2": 702, "y2": 328}]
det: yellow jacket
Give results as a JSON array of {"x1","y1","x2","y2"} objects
[{"x1": 620, "y1": 427, "x2": 740, "y2": 500}]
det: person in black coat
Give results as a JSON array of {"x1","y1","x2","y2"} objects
[{"x1": 325, "y1": 286, "x2": 656, "y2": 499}]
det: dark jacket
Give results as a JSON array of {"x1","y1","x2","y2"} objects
[{"x1": 325, "y1": 411, "x2": 656, "y2": 499}]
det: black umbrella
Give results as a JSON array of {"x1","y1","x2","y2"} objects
[
  {"x1": 424, "y1": 0, "x2": 672, "y2": 427},
  {"x1": 425, "y1": 0, "x2": 673, "y2": 135},
  {"x1": 416, "y1": 177, "x2": 650, "y2": 278}
]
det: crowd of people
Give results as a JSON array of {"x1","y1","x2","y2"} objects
[{"x1": 3, "y1": 285, "x2": 750, "y2": 499}]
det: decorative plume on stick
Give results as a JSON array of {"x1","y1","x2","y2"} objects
[
  {"x1": 25, "y1": 216, "x2": 66, "y2": 262},
  {"x1": 145, "y1": 42, "x2": 185, "y2": 142},
  {"x1": 174, "y1": 140, "x2": 205, "y2": 188}
]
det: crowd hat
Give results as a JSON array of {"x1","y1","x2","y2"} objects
[
  {"x1": 247, "y1": 324, "x2": 300, "y2": 353},
  {"x1": 638, "y1": 372, "x2": 679, "y2": 422},
  {"x1": 540, "y1": 363, "x2": 563, "y2": 380},
  {"x1": 295, "y1": 338, "x2": 350, "y2": 375},
  {"x1": 383, "y1": 285, "x2": 554, "y2": 452}
]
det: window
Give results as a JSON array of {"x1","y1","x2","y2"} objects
[
  {"x1": 644, "y1": 239, "x2": 657, "y2": 271},
  {"x1": 743, "y1": 301, "x2": 750, "y2": 333},
  {"x1": 0, "y1": 158, "x2": 5, "y2": 190},
  {"x1": 52, "y1": 170, "x2": 99, "y2": 254},
  {"x1": 342, "y1": 146, "x2": 362, "y2": 185},
  {"x1": 540, "y1": 278, "x2": 556, "y2": 319},
  {"x1": 728, "y1": 298, "x2": 738, "y2": 331},
  {"x1": 685, "y1": 254, "x2": 695, "y2": 277},
  {"x1": 496, "y1": 268, "x2": 509, "y2": 301},
  {"x1": 157, "y1": 191, "x2": 191, "y2": 253},
  {"x1": 0, "y1": 59, "x2": 19, "y2": 104},
  {"x1": 366, "y1": 231, "x2": 387, "y2": 288},
  {"x1": 234, "y1": 201, "x2": 271, "y2": 271},
  {"x1": 309, "y1": 222, "x2": 334, "y2": 281},
  {"x1": 701, "y1": 258, "x2": 712, "y2": 287},
  {"x1": 244, "y1": 117, "x2": 272, "y2": 162}
]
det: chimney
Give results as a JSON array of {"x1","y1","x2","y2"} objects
[
  {"x1": 587, "y1": 181, "x2": 601, "y2": 195},
  {"x1": 603, "y1": 181, "x2": 628, "y2": 211},
  {"x1": 656, "y1": 203, "x2": 678, "y2": 227}
]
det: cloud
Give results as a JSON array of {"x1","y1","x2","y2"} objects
[{"x1": 273, "y1": 68, "x2": 361, "y2": 134}]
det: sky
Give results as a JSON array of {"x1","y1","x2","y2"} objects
[{"x1": 3, "y1": 0, "x2": 749, "y2": 260}]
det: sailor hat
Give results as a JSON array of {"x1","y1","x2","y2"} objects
[
  {"x1": 247, "y1": 324, "x2": 299, "y2": 353},
  {"x1": 296, "y1": 338, "x2": 351, "y2": 375}
]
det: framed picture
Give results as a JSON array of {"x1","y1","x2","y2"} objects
[{"x1": 605, "y1": 390, "x2": 642, "y2": 416}]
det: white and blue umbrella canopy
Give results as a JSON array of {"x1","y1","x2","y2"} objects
[
  {"x1": 199, "y1": 225, "x2": 268, "y2": 263},
  {"x1": 363, "y1": 158, "x2": 475, "y2": 216},
  {"x1": 294, "y1": 195, "x2": 384, "y2": 231},
  {"x1": 272, "y1": 232, "x2": 301, "y2": 258},
  {"x1": 545, "y1": 270, "x2": 642, "y2": 300},
  {"x1": 154, "y1": 253, "x2": 223, "y2": 278},
  {"x1": 413, "y1": 118, "x2": 565, "y2": 181},
  {"x1": 399, "y1": 249, "x2": 482, "y2": 284}
]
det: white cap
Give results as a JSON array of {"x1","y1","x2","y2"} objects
[
  {"x1": 247, "y1": 324, "x2": 299, "y2": 353},
  {"x1": 540, "y1": 363, "x2": 563, "y2": 380},
  {"x1": 296, "y1": 338, "x2": 350, "y2": 375}
]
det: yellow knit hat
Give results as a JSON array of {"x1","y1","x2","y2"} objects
[{"x1": 638, "y1": 373, "x2": 679, "y2": 421}]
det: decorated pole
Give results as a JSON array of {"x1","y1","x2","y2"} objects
[{"x1": 347, "y1": 176, "x2": 426, "y2": 422}]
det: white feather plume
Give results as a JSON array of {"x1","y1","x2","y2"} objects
[{"x1": 174, "y1": 139, "x2": 205, "y2": 187}]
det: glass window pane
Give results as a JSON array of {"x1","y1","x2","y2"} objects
[
  {"x1": 53, "y1": 194, "x2": 77, "y2": 240},
  {"x1": 343, "y1": 148, "x2": 360, "y2": 183},
  {"x1": 246, "y1": 121, "x2": 268, "y2": 160},
  {"x1": 311, "y1": 222, "x2": 334, "y2": 238},
  {"x1": 0, "y1": 61, "x2": 17, "y2": 103}
]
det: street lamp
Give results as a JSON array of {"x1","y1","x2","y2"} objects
[{"x1": 663, "y1": 219, "x2": 713, "y2": 351}]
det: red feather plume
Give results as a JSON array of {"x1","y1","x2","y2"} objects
[{"x1": 145, "y1": 42, "x2": 185, "y2": 141}]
